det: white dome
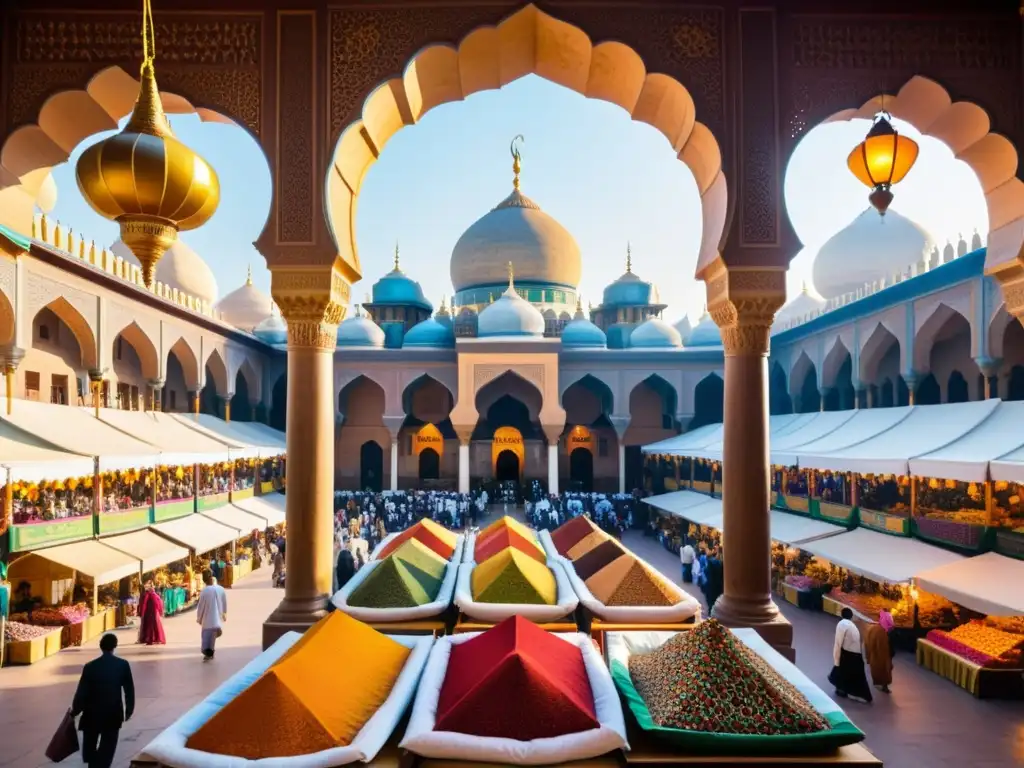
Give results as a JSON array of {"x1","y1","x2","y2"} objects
[
  {"x1": 673, "y1": 315, "x2": 692, "y2": 340},
  {"x1": 629, "y1": 317, "x2": 682, "y2": 348},
  {"x1": 450, "y1": 188, "x2": 582, "y2": 293},
  {"x1": 111, "y1": 239, "x2": 218, "y2": 304},
  {"x1": 686, "y1": 312, "x2": 723, "y2": 347},
  {"x1": 812, "y1": 208, "x2": 933, "y2": 300},
  {"x1": 773, "y1": 285, "x2": 827, "y2": 331},
  {"x1": 477, "y1": 283, "x2": 545, "y2": 338},
  {"x1": 336, "y1": 311, "x2": 385, "y2": 348},
  {"x1": 215, "y1": 270, "x2": 273, "y2": 331},
  {"x1": 253, "y1": 310, "x2": 287, "y2": 345},
  {"x1": 36, "y1": 173, "x2": 58, "y2": 213}
]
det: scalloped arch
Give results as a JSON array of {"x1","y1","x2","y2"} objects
[
  {"x1": 325, "y1": 3, "x2": 727, "y2": 284},
  {"x1": 0, "y1": 66, "x2": 242, "y2": 235},
  {"x1": 822, "y1": 75, "x2": 1024, "y2": 282}
]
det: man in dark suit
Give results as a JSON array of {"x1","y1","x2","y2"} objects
[{"x1": 71, "y1": 633, "x2": 135, "y2": 768}]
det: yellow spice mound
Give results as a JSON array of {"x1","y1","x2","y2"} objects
[
  {"x1": 479, "y1": 515, "x2": 538, "y2": 543},
  {"x1": 472, "y1": 547, "x2": 557, "y2": 605},
  {"x1": 566, "y1": 530, "x2": 609, "y2": 560},
  {"x1": 418, "y1": 517, "x2": 459, "y2": 549},
  {"x1": 186, "y1": 612, "x2": 410, "y2": 757}
]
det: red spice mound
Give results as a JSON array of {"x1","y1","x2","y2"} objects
[
  {"x1": 436, "y1": 615, "x2": 599, "y2": 740},
  {"x1": 572, "y1": 538, "x2": 627, "y2": 581},
  {"x1": 475, "y1": 528, "x2": 545, "y2": 564},
  {"x1": 550, "y1": 516, "x2": 600, "y2": 556},
  {"x1": 378, "y1": 522, "x2": 455, "y2": 561}
]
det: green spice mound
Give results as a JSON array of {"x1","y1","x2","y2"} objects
[
  {"x1": 628, "y1": 620, "x2": 830, "y2": 735},
  {"x1": 348, "y1": 554, "x2": 443, "y2": 608}
]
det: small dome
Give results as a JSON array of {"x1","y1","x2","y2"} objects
[
  {"x1": 673, "y1": 315, "x2": 693, "y2": 340},
  {"x1": 561, "y1": 306, "x2": 607, "y2": 349},
  {"x1": 449, "y1": 159, "x2": 581, "y2": 293},
  {"x1": 336, "y1": 309, "x2": 385, "y2": 348},
  {"x1": 253, "y1": 310, "x2": 287, "y2": 345},
  {"x1": 687, "y1": 312, "x2": 723, "y2": 347},
  {"x1": 602, "y1": 248, "x2": 658, "y2": 308},
  {"x1": 111, "y1": 238, "x2": 218, "y2": 304},
  {"x1": 477, "y1": 281, "x2": 545, "y2": 338},
  {"x1": 629, "y1": 317, "x2": 682, "y2": 348},
  {"x1": 404, "y1": 315, "x2": 455, "y2": 348},
  {"x1": 812, "y1": 208, "x2": 933, "y2": 300},
  {"x1": 773, "y1": 284, "x2": 827, "y2": 331},
  {"x1": 372, "y1": 248, "x2": 432, "y2": 311},
  {"x1": 214, "y1": 267, "x2": 273, "y2": 330}
]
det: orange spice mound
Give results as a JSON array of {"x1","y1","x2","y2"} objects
[
  {"x1": 550, "y1": 516, "x2": 601, "y2": 556},
  {"x1": 185, "y1": 612, "x2": 410, "y2": 758},
  {"x1": 566, "y1": 530, "x2": 609, "y2": 561},
  {"x1": 475, "y1": 527, "x2": 546, "y2": 564},
  {"x1": 378, "y1": 519, "x2": 456, "y2": 560},
  {"x1": 479, "y1": 515, "x2": 537, "y2": 543},
  {"x1": 585, "y1": 554, "x2": 677, "y2": 607}
]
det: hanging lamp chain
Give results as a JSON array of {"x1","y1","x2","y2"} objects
[{"x1": 141, "y1": 0, "x2": 156, "y2": 73}]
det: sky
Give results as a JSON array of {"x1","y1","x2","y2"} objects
[{"x1": 47, "y1": 74, "x2": 988, "y2": 324}]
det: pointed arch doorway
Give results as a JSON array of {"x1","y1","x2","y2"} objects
[{"x1": 360, "y1": 440, "x2": 383, "y2": 491}]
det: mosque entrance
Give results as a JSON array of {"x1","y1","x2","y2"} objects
[
  {"x1": 360, "y1": 441, "x2": 383, "y2": 491},
  {"x1": 419, "y1": 447, "x2": 440, "y2": 481},
  {"x1": 569, "y1": 447, "x2": 593, "y2": 491},
  {"x1": 495, "y1": 450, "x2": 520, "y2": 483}
]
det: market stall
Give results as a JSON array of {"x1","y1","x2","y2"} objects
[
  {"x1": 101, "y1": 529, "x2": 191, "y2": 617},
  {"x1": 150, "y1": 512, "x2": 241, "y2": 587},
  {"x1": 153, "y1": 464, "x2": 195, "y2": 522},
  {"x1": 232, "y1": 492, "x2": 286, "y2": 527},
  {"x1": 200, "y1": 505, "x2": 268, "y2": 586},
  {"x1": 6, "y1": 539, "x2": 140, "y2": 661},
  {"x1": 173, "y1": 413, "x2": 287, "y2": 494},
  {"x1": 987, "y1": 427, "x2": 1024, "y2": 560}
]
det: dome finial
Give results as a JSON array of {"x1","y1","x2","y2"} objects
[
  {"x1": 507, "y1": 260, "x2": 515, "y2": 290},
  {"x1": 626, "y1": 242, "x2": 633, "y2": 274},
  {"x1": 510, "y1": 135, "x2": 524, "y2": 191},
  {"x1": 801, "y1": 280, "x2": 808, "y2": 294},
  {"x1": 246, "y1": 264, "x2": 252, "y2": 286},
  {"x1": 393, "y1": 241, "x2": 400, "y2": 271}
]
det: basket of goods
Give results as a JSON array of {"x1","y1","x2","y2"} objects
[
  {"x1": 454, "y1": 544, "x2": 578, "y2": 623},
  {"x1": 332, "y1": 538, "x2": 458, "y2": 621},
  {"x1": 463, "y1": 516, "x2": 545, "y2": 564},
  {"x1": 607, "y1": 621, "x2": 865, "y2": 754},
  {"x1": 142, "y1": 612, "x2": 433, "y2": 767},
  {"x1": 372, "y1": 519, "x2": 464, "y2": 564},
  {"x1": 539, "y1": 516, "x2": 604, "y2": 560},
  {"x1": 401, "y1": 616, "x2": 627, "y2": 764},
  {"x1": 784, "y1": 575, "x2": 824, "y2": 591},
  {"x1": 925, "y1": 621, "x2": 1024, "y2": 669}
]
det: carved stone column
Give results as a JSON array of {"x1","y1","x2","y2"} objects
[
  {"x1": 148, "y1": 379, "x2": 165, "y2": 413},
  {"x1": 263, "y1": 265, "x2": 348, "y2": 647},
  {"x1": 88, "y1": 369, "x2": 106, "y2": 418},
  {"x1": 704, "y1": 261, "x2": 793, "y2": 657},
  {"x1": 0, "y1": 346, "x2": 24, "y2": 415}
]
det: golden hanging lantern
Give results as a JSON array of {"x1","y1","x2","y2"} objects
[
  {"x1": 846, "y1": 112, "x2": 919, "y2": 216},
  {"x1": 75, "y1": 0, "x2": 220, "y2": 289}
]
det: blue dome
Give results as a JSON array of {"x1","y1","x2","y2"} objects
[
  {"x1": 603, "y1": 270, "x2": 657, "y2": 308},
  {"x1": 336, "y1": 312, "x2": 385, "y2": 348},
  {"x1": 477, "y1": 284, "x2": 545, "y2": 338},
  {"x1": 629, "y1": 317, "x2": 682, "y2": 348},
  {"x1": 561, "y1": 312, "x2": 606, "y2": 349},
  {"x1": 404, "y1": 316, "x2": 455, "y2": 348},
  {"x1": 606, "y1": 323, "x2": 633, "y2": 350},
  {"x1": 371, "y1": 266, "x2": 432, "y2": 311},
  {"x1": 253, "y1": 312, "x2": 287, "y2": 345},
  {"x1": 686, "y1": 313, "x2": 723, "y2": 347}
]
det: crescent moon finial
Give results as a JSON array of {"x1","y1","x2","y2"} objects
[{"x1": 510, "y1": 135, "x2": 524, "y2": 191}]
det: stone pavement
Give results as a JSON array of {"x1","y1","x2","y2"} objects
[{"x1": 1, "y1": 518, "x2": 1022, "y2": 768}]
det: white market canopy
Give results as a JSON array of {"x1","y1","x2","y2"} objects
[
  {"x1": 799, "y1": 527, "x2": 964, "y2": 584},
  {"x1": 914, "y1": 552, "x2": 1024, "y2": 617},
  {"x1": 150, "y1": 514, "x2": 240, "y2": 554},
  {"x1": 644, "y1": 490, "x2": 719, "y2": 519},
  {"x1": 232, "y1": 494, "x2": 286, "y2": 526},
  {"x1": 174, "y1": 413, "x2": 286, "y2": 456},
  {"x1": 668, "y1": 414, "x2": 811, "y2": 461},
  {"x1": 202, "y1": 504, "x2": 269, "y2": 532},
  {"x1": 97, "y1": 409, "x2": 232, "y2": 465},
  {"x1": 0, "y1": 397, "x2": 158, "y2": 472},
  {"x1": 0, "y1": 418, "x2": 95, "y2": 482},
  {"x1": 28, "y1": 539, "x2": 141, "y2": 584},
  {"x1": 772, "y1": 406, "x2": 914, "y2": 469},
  {"x1": 642, "y1": 423, "x2": 722, "y2": 455},
  {"x1": 910, "y1": 401, "x2": 1024, "y2": 482},
  {"x1": 768, "y1": 410, "x2": 859, "y2": 464},
  {"x1": 795, "y1": 400, "x2": 1000, "y2": 475},
  {"x1": 101, "y1": 529, "x2": 189, "y2": 573}
]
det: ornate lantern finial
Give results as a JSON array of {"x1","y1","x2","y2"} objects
[
  {"x1": 75, "y1": 0, "x2": 220, "y2": 289},
  {"x1": 847, "y1": 111, "x2": 919, "y2": 216},
  {"x1": 393, "y1": 242, "x2": 400, "y2": 271},
  {"x1": 507, "y1": 260, "x2": 515, "y2": 289},
  {"x1": 626, "y1": 242, "x2": 633, "y2": 274},
  {"x1": 510, "y1": 135, "x2": 524, "y2": 191},
  {"x1": 246, "y1": 265, "x2": 253, "y2": 286}
]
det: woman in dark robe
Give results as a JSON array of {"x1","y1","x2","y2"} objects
[
  {"x1": 828, "y1": 608, "x2": 873, "y2": 702},
  {"x1": 137, "y1": 581, "x2": 166, "y2": 645},
  {"x1": 336, "y1": 550, "x2": 357, "y2": 592},
  {"x1": 860, "y1": 619, "x2": 893, "y2": 693}
]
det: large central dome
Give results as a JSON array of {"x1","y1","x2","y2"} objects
[{"x1": 450, "y1": 184, "x2": 581, "y2": 295}]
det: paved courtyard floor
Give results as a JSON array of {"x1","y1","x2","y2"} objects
[{"x1": 1, "y1": 512, "x2": 1022, "y2": 768}]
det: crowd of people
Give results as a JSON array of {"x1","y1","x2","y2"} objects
[{"x1": 523, "y1": 489, "x2": 638, "y2": 536}]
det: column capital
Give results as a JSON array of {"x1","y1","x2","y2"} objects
[
  {"x1": 974, "y1": 356, "x2": 1003, "y2": 378},
  {"x1": 0, "y1": 345, "x2": 24, "y2": 370},
  {"x1": 703, "y1": 260, "x2": 786, "y2": 357},
  {"x1": 147, "y1": 378, "x2": 165, "y2": 390},
  {"x1": 452, "y1": 424, "x2": 474, "y2": 446},
  {"x1": 271, "y1": 265, "x2": 350, "y2": 351},
  {"x1": 382, "y1": 414, "x2": 404, "y2": 440},
  {"x1": 88, "y1": 368, "x2": 107, "y2": 383},
  {"x1": 609, "y1": 414, "x2": 631, "y2": 439},
  {"x1": 541, "y1": 423, "x2": 563, "y2": 446},
  {"x1": 901, "y1": 369, "x2": 923, "y2": 388}
]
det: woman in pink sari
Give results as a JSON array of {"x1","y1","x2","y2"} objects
[{"x1": 137, "y1": 581, "x2": 166, "y2": 645}]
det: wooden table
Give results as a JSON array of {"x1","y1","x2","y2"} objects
[
  {"x1": 453, "y1": 615, "x2": 579, "y2": 634},
  {"x1": 370, "y1": 619, "x2": 448, "y2": 637},
  {"x1": 590, "y1": 621, "x2": 695, "y2": 654}
]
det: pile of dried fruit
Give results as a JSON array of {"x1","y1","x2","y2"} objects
[
  {"x1": 628, "y1": 620, "x2": 830, "y2": 735},
  {"x1": 927, "y1": 621, "x2": 1024, "y2": 667},
  {"x1": 8, "y1": 604, "x2": 90, "y2": 627},
  {"x1": 4, "y1": 621, "x2": 54, "y2": 642}
]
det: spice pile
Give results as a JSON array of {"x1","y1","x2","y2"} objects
[
  {"x1": 628, "y1": 620, "x2": 830, "y2": 735},
  {"x1": 550, "y1": 516, "x2": 602, "y2": 556},
  {"x1": 436, "y1": 616, "x2": 599, "y2": 740},
  {"x1": 567, "y1": 530, "x2": 611, "y2": 560},
  {"x1": 472, "y1": 548, "x2": 556, "y2": 605},
  {"x1": 186, "y1": 612, "x2": 411, "y2": 757},
  {"x1": 9, "y1": 604, "x2": 90, "y2": 626},
  {"x1": 586, "y1": 553, "x2": 677, "y2": 607},
  {"x1": 350, "y1": 539, "x2": 447, "y2": 608},
  {"x1": 475, "y1": 527, "x2": 546, "y2": 564},
  {"x1": 572, "y1": 539, "x2": 626, "y2": 581},
  {"x1": 378, "y1": 518, "x2": 457, "y2": 560},
  {"x1": 4, "y1": 621, "x2": 53, "y2": 642},
  {"x1": 479, "y1": 515, "x2": 537, "y2": 543},
  {"x1": 927, "y1": 621, "x2": 1024, "y2": 668}
]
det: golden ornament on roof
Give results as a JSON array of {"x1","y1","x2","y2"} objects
[{"x1": 75, "y1": 0, "x2": 220, "y2": 289}]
